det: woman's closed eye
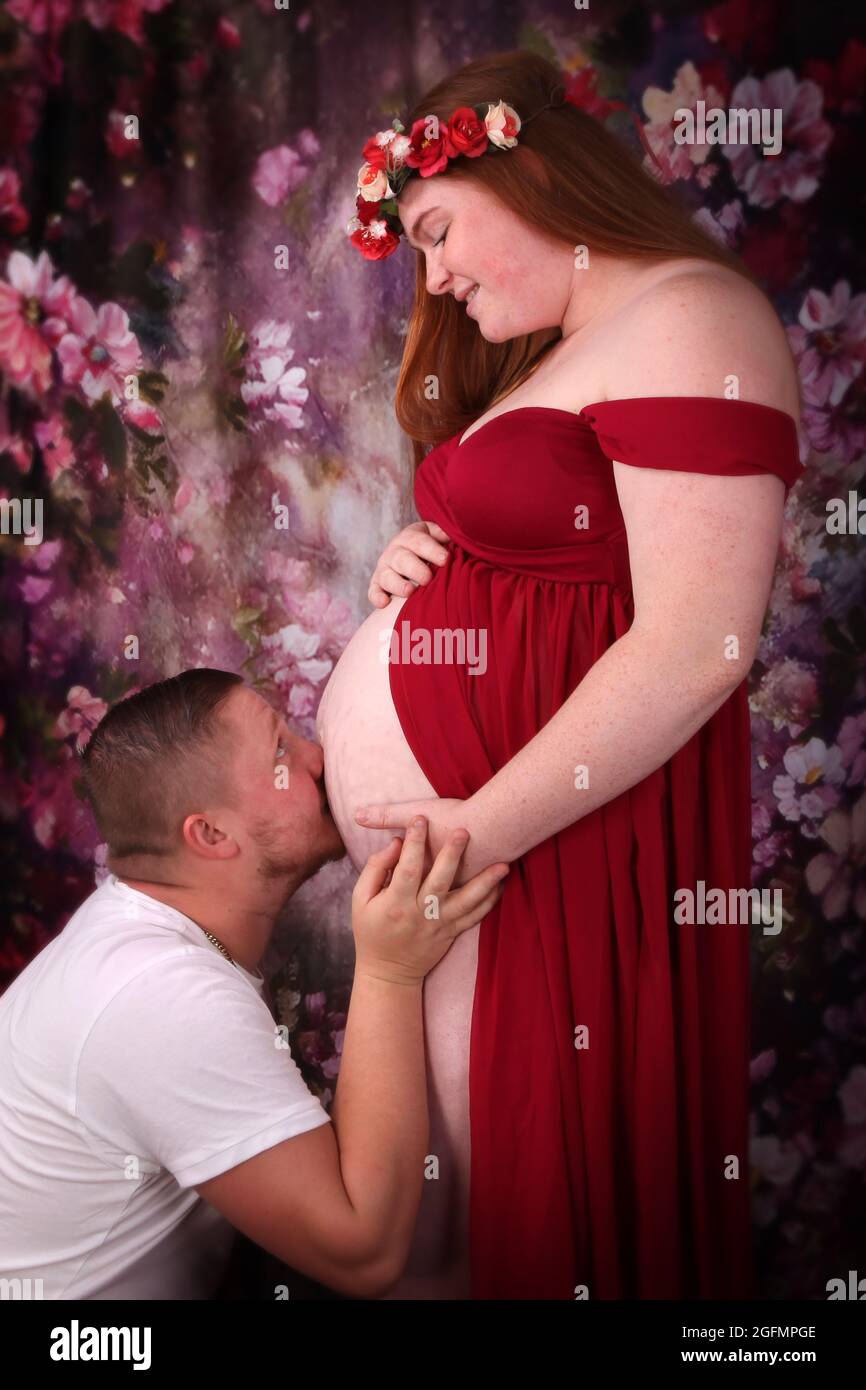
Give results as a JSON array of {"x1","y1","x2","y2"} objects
[{"x1": 433, "y1": 229, "x2": 448, "y2": 247}]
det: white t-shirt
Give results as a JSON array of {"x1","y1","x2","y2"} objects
[{"x1": 0, "y1": 875, "x2": 331, "y2": 1300}]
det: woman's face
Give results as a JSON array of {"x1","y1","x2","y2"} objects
[{"x1": 398, "y1": 174, "x2": 575, "y2": 343}]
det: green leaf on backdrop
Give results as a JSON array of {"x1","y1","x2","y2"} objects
[{"x1": 94, "y1": 398, "x2": 127, "y2": 472}]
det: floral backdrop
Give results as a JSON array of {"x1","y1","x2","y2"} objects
[{"x1": 0, "y1": 0, "x2": 864, "y2": 1300}]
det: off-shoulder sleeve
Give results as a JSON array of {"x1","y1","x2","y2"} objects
[{"x1": 578, "y1": 396, "x2": 805, "y2": 493}]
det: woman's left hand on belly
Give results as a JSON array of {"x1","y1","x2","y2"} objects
[{"x1": 354, "y1": 797, "x2": 494, "y2": 885}]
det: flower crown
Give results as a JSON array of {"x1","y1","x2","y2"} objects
[{"x1": 347, "y1": 99, "x2": 525, "y2": 261}]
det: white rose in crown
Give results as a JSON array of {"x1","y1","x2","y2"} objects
[
  {"x1": 484, "y1": 99, "x2": 521, "y2": 148},
  {"x1": 357, "y1": 162, "x2": 394, "y2": 201}
]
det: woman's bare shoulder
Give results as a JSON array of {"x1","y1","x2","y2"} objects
[{"x1": 605, "y1": 258, "x2": 801, "y2": 420}]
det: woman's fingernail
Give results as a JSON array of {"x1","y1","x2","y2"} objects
[{"x1": 412, "y1": 816, "x2": 426, "y2": 828}]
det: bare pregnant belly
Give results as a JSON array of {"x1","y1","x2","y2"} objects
[{"x1": 316, "y1": 595, "x2": 477, "y2": 1298}]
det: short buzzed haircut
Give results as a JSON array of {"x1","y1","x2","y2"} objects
[{"x1": 78, "y1": 668, "x2": 244, "y2": 865}]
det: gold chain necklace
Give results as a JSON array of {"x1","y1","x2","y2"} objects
[{"x1": 201, "y1": 928, "x2": 237, "y2": 968}]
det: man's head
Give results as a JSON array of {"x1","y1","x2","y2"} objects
[{"x1": 79, "y1": 670, "x2": 345, "y2": 898}]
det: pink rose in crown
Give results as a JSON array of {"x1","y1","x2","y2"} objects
[
  {"x1": 357, "y1": 161, "x2": 393, "y2": 203},
  {"x1": 484, "y1": 99, "x2": 521, "y2": 149}
]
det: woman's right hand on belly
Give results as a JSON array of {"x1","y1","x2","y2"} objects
[
  {"x1": 351, "y1": 817, "x2": 509, "y2": 985},
  {"x1": 368, "y1": 520, "x2": 452, "y2": 608}
]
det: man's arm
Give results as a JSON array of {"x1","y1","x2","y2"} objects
[
  {"x1": 195, "y1": 971, "x2": 425, "y2": 1298},
  {"x1": 196, "y1": 823, "x2": 508, "y2": 1297}
]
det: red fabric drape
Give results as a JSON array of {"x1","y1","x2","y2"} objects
[{"x1": 389, "y1": 398, "x2": 804, "y2": 1299}]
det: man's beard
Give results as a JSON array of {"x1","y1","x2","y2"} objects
[{"x1": 250, "y1": 814, "x2": 339, "y2": 884}]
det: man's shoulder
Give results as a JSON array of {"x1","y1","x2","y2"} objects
[{"x1": 9, "y1": 879, "x2": 218, "y2": 1040}]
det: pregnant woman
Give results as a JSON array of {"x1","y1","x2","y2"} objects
[{"x1": 316, "y1": 50, "x2": 804, "y2": 1299}]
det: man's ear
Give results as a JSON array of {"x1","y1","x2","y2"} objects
[{"x1": 182, "y1": 813, "x2": 239, "y2": 860}]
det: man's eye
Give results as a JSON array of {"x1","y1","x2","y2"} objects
[{"x1": 275, "y1": 741, "x2": 287, "y2": 759}]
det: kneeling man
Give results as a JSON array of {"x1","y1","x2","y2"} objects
[{"x1": 0, "y1": 669, "x2": 508, "y2": 1299}]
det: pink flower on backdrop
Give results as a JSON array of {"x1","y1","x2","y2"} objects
[
  {"x1": 19, "y1": 575, "x2": 53, "y2": 604},
  {"x1": 122, "y1": 397, "x2": 161, "y2": 432},
  {"x1": 641, "y1": 61, "x2": 728, "y2": 183},
  {"x1": 261, "y1": 621, "x2": 332, "y2": 689},
  {"x1": 0, "y1": 168, "x2": 29, "y2": 236},
  {"x1": 776, "y1": 515, "x2": 824, "y2": 604},
  {"x1": 17, "y1": 751, "x2": 93, "y2": 852},
  {"x1": 750, "y1": 1049, "x2": 777, "y2": 1083},
  {"x1": 215, "y1": 17, "x2": 241, "y2": 51},
  {"x1": 22, "y1": 536, "x2": 61, "y2": 572},
  {"x1": 750, "y1": 657, "x2": 820, "y2": 737},
  {"x1": 838, "y1": 713, "x2": 866, "y2": 786},
  {"x1": 288, "y1": 683, "x2": 316, "y2": 718},
  {"x1": 800, "y1": 378, "x2": 866, "y2": 467},
  {"x1": 750, "y1": 1133, "x2": 805, "y2": 1187},
  {"x1": 252, "y1": 133, "x2": 320, "y2": 206},
  {"x1": 5, "y1": 0, "x2": 74, "y2": 38},
  {"x1": 263, "y1": 552, "x2": 311, "y2": 592},
  {"x1": 54, "y1": 686, "x2": 109, "y2": 748},
  {"x1": 0, "y1": 249, "x2": 79, "y2": 396},
  {"x1": 752, "y1": 800, "x2": 772, "y2": 840},
  {"x1": 787, "y1": 281, "x2": 866, "y2": 409},
  {"x1": 57, "y1": 298, "x2": 143, "y2": 404},
  {"x1": 241, "y1": 319, "x2": 308, "y2": 431},
  {"x1": 693, "y1": 199, "x2": 744, "y2": 247},
  {"x1": 173, "y1": 477, "x2": 195, "y2": 512},
  {"x1": 805, "y1": 791, "x2": 866, "y2": 922},
  {"x1": 84, "y1": 0, "x2": 171, "y2": 44},
  {"x1": 753, "y1": 830, "x2": 790, "y2": 870},
  {"x1": 773, "y1": 737, "x2": 845, "y2": 824},
  {"x1": 34, "y1": 413, "x2": 75, "y2": 480},
  {"x1": 722, "y1": 70, "x2": 832, "y2": 208},
  {"x1": 296, "y1": 589, "x2": 356, "y2": 649}
]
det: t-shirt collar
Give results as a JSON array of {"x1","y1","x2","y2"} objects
[{"x1": 105, "y1": 874, "x2": 266, "y2": 990}]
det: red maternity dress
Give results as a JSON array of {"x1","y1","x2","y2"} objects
[{"x1": 388, "y1": 396, "x2": 804, "y2": 1300}]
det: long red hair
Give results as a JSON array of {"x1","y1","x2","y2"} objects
[{"x1": 393, "y1": 49, "x2": 759, "y2": 468}]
